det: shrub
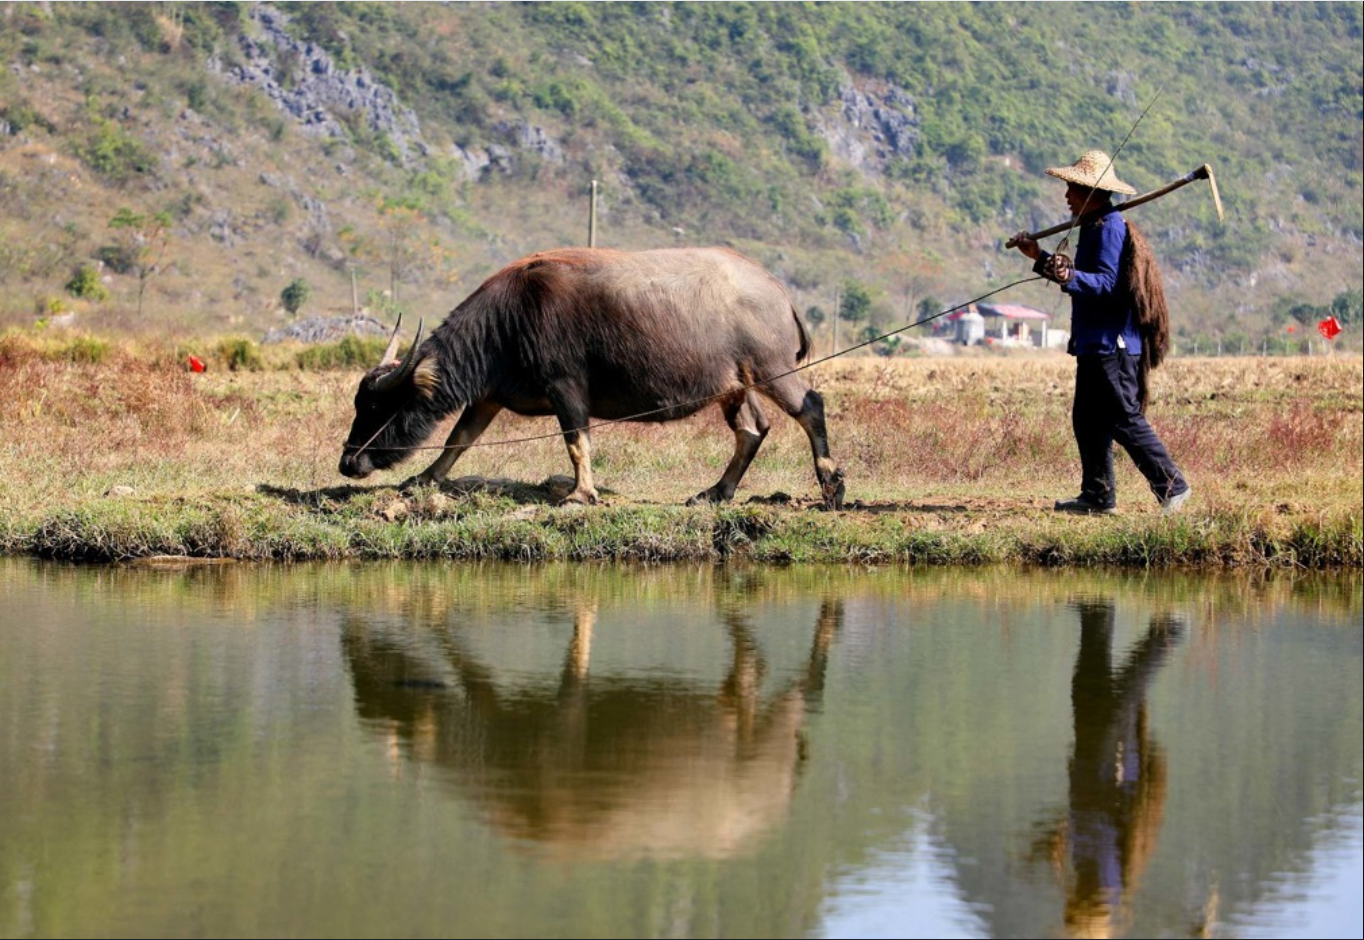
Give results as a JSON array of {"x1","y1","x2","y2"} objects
[
  {"x1": 0, "y1": 102, "x2": 57, "y2": 135},
  {"x1": 280, "y1": 278, "x2": 311, "y2": 316},
  {"x1": 217, "y1": 337, "x2": 263, "y2": 372},
  {"x1": 1330, "y1": 289, "x2": 1362, "y2": 327},
  {"x1": 295, "y1": 335, "x2": 389, "y2": 371},
  {"x1": 59, "y1": 335, "x2": 110, "y2": 364},
  {"x1": 840, "y1": 281, "x2": 873, "y2": 323},
  {"x1": 65, "y1": 265, "x2": 110, "y2": 301},
  {"x1": 96, "y1": 244, "x2": 136, "y2": 274},
  {"x1": 34, "y1": 295, "x2": 68, "y2": 317},
  {"x1": 80, "y1": 117, "x2": 156, "y2": 184}
]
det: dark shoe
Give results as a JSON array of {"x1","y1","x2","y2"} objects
[
  {"x1": 1160, "y1": 485, "x2": 1191, "y2": 514},
  {"x1": 1054, "y1": 495, "x2": 1116, "y2": 515}
]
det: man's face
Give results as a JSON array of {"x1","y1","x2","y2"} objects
[{"x1": 1065, "y1": 182, "x2": 1091, "y2": 216}]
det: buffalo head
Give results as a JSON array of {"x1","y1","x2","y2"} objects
[{"x1": 338, "y1": 316, "x2": 429, "y2": 479}]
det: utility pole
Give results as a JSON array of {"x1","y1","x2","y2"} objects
[
  {"x1": 588, "y1": 180, "x2": 598, "y2": 248},
  {"x1": 832, "y1": 284, "x2": 841, "y2": 357}
]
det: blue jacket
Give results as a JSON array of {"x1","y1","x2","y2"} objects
[{"x1": 1036, "y1": 206, "x2": 1142, "y2": 356}]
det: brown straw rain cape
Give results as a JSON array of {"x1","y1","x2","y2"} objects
[{"x1": 1120, "y1": 219, "x2": 1169, "y2": 412}]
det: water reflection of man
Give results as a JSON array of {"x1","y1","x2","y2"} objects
[{"x1": 1034, "y1": 600, "x2": 1183, "y2": 939}]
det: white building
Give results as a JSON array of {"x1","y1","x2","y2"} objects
[{"x1": 953, "y1": 309, "x2": 985, "y2": 345}]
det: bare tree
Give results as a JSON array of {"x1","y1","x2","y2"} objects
[
  {"x1": 342, "y1": 198, "x2": 458, "y2": 310},
  {"x1": 108, "y1": 207, "x2": 172, "y2": 318}
]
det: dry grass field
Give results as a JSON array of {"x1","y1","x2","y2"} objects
[{"x1": 1, "y1": 330, "x2": 1359, "y2": 566}]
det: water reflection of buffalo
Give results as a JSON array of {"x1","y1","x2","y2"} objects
[{"x1": 342, "y1": 598, "x2": 841, "y2": 860}]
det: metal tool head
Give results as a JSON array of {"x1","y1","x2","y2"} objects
[{"x1": 1198, "y1": 164, "x2": 1225, "y2": 222}]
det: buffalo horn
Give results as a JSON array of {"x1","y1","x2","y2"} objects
[
  {"x1": 377, "y1": 312, "x2": 404, "y2": 367},
  {"x1": 373, "y1": 318, "x2": 424, "y2": 392}
]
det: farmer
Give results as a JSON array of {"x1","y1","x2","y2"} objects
[{"x1": 1012, "y1": 150, "x2": 1191, "y2": 515}]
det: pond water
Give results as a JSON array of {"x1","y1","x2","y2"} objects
[{"x1": 1, "y1": 559, "x2": 1360, "y2": 939}]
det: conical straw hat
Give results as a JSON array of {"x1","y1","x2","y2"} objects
[{"x1": 1045, "y1": 150, "x2": 1137, "y2": 195}]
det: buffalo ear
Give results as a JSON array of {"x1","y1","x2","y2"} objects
[{"x1": 412, "y1": 356, "x2": 441, "y2": 399}]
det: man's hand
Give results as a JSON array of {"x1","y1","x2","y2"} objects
[
  {"x1": 1012, "y1": 231, "x2": 1041, "y2": 261},
  {"x1": 1041, "y1": 252, "x2": 1074, "y2": 285}
]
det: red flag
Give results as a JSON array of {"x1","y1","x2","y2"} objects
[
  {"x1": 187, "y1": 354, "x2": 206, "y2": 373},
  {"x1": 1318, "y1": 316, "x2": 1342, "y2": 341}
]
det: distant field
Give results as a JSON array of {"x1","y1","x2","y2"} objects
[{"x1": 1, "y1": 331, "x2": 1359, "y2": 567}]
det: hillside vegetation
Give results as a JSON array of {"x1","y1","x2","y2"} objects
[{"x1": 0, "y1": 1, "x2": 1360, "y2": 350}]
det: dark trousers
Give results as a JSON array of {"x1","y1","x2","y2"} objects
[{"x1": 1073, "y1": 353, "x2": 1187, "y2": 507}]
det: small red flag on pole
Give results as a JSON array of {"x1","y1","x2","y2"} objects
[
  {"x1": 1318, "y1": 316, "x2": 1342, "y2": 341},
  {"x1": 187, "y1": 354, "x2": 206, "y2": 372}
]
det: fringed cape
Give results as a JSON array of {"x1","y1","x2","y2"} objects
[{"x1": 1120, "y1": 220, "x2": 1169, "y2": 412}]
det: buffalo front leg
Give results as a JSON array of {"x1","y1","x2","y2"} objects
[
  {"x1": 401, "y1": 400, "x2": 502, "y2": 489},
  {"x1": 759, "y1": 377, "x2": 845, "y2": 510},
  {"x1": 687, "y1": 391, "x2": 770, "y2": 505},
  {"x1": 555, "y1": 601, "x2": 596, "y2": 748},
  {"x1": 718, "y1": 611, "x2": 766, "y2": 744},
  {"x1": 553, "y1": 403, "x2": 598, "y2": 505}
]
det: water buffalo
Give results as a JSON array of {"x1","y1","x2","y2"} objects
[{"x1": 338, "y1": 247, "x2": 845, "y2": 508}]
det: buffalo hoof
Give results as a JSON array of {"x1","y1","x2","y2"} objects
[
  {"x1": 399, "y1": 475, "x2": 439, "y2": 493},
  {"x1": 686, "y1": 486, "x2": 733, "y2": 506},
  {"x1": 820, "y1": 470, "x2": 846, "y2": 512}
]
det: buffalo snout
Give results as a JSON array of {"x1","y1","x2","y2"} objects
[{"x1": 339, "y1": 451, "x2": 374, "y2": 479}]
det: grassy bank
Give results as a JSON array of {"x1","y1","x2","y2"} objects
[{"x1": 1, "y1": 331, "x2": 1360, "y2": 568}]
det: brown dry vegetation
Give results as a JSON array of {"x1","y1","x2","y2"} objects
[{"x1": 1, "y1": 330, "x2": 1360, "y2": 566}]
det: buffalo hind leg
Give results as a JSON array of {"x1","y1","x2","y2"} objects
[
  {"x1": 402, "y1": 400, "x2": 503, "y2": 489},
  {"x1": 759, "y1": 376, "x2": 845, "y2": 510},
  {"x1": 688, "y1": 391, "x2": 770, "y2": 505}
]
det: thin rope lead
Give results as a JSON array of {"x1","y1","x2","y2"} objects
[{"x1": 357, "y1": 275, "x2": 1043, "y2": 453}]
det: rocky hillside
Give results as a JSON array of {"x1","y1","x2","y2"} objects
[{"x1": 0, "y1": 2, "x2": 1360, "y2": 351}]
